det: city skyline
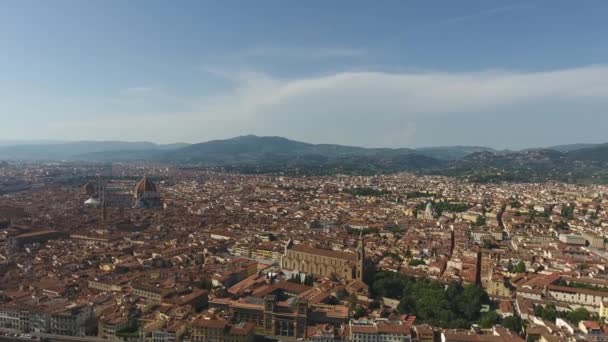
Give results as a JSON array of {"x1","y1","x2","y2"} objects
[{"x1": 2, "y1": 3, "x2": 608, "y2": 340}]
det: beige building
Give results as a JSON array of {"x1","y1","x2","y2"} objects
[
  {"x1": 190, "y1": 318, "x2": 255, "y2": 342},
  {"x1": 600, "y1": 300, "x2": 608, "y2": 320},
  {"x1": 583, "y1": 231, "x2": 605, "y2": 249},
  {"x1": 281, "y1": 236, "x2": 365, "y2": 281},
  {"x1": 548, "y1": 285, "x2": 608, "y2": 311},
  {"x1": 349, "y1": 318, "x2": 413, "y2": 342},
  {"x1": 209, "y1": 295, "x2": 310, "y2": 339},
  {"x1": 131, "y1": 283, "x2": 174, "y2": 302}
]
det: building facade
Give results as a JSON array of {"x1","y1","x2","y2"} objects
[
  {"x1": 349, "y1": 319, "x2": 412, "y2": 342},
  {"x1": 281, "y1": 236, "x2": 365, "y2": 281},
  {"x1": 209, "y1": 295, "x2": 309, "y2": 339}
]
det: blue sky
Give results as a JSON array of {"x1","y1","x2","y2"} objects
[{"x1": 1, "y1": 1, "x2": 607, "y2": 149}]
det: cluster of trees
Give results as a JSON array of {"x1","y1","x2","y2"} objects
[
  {"x1": 347, "y1": 187, "x2": 391, "y2": 197},
  {"x1": 481, "y1": 239, "x2": 498, "y2": 249},
  {"x1": 507, "y1": 260, "x2": 527, "y2": 273},
  {"x1": 408, "y1": 259, "x2": 426, "y2": 267},
  {"x1": 371, "y1": 272, "x2": 490, "y2": 328},
  {"x1": 508, "y1": 200, "x2": 523, "y2": 208},
  {"x1": 475, "y1": 215, "x2": 487, "y2": 226},
  {"x1": 553, "y1": 220, "x2": 570, "y2": 230},
  {"x1": 534, "y1": 304, "x2": 592, "y2": 324},
  {"x1": 287, "y1": 273, "x2": 314, "y2": 286},
  {"x1": 346, "y1": 227, "x2": 379, "y2": 235},
  {"x1": 384, "y1": 252, "x2": 404, "y2": 262},
  {"x1": 561, "y1": 204, "x2": 575, "y2": 220},
  {"x1": 333, "y1": 288, "x2": 368, "y2": 319},
  {"x1": 527, "y1": 207, "x2": 551, "y2": 219},
  {"x1": 384, "y1": 224, "x2": 403, "y2": 233},
  {"x1": 478, "y1": 311, "x2": 523, "y2": 332},
  {"x1": 116, "y1": 324, "x2": 140, "y2": 338}
]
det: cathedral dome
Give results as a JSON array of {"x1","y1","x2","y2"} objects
[
  {"x1": 134, "y1": 177, "x2": 157, "y2": 196},
  {"x1": 83, "y1": 182, "x2": 96, "y2": 196}
]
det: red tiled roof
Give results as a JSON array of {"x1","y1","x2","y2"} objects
[
  {"x1": 192, "y1": 318, "x2": 227, "y2": 329},
  {"x1": 291, "y1": 244, "x2": 356, "y2": 262},
  {"x1": 230, "y1": 322, "x2": 255, "y2": 335}
]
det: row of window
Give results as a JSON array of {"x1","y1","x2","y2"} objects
[{"x1": 288, "y1": 252, "x2": 347, "y2": 266}]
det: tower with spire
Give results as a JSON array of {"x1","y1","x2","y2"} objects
[{"x1": 356, "y1": 231, "x2": 365, "y2": 281}]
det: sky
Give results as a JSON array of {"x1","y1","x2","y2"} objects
[{"x1": 1, "y1": 1, "x2": 607, "y2": 149}]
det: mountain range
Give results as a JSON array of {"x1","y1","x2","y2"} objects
[{"x1": 1, "y1": 136, "x2": 607, "y2": 183}]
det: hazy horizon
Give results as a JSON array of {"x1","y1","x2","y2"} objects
[
  {"x1": 0, "y1": 135, "x2": 605, "y2": 151},
  {"x1": 1, "y1": 1, "x2": 608, "y2": 149}
]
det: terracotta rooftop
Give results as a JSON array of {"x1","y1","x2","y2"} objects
[{"x1": 291, "y1": 244, "x2": 357, "y2": 262}]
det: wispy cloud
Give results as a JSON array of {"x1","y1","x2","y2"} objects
[
  {"x1": 240, "y1": 46, "x2": 366, "y2": 60},
  {"x1": 441, "y1": 4, "x2": 535, "y2": 26},
  {"x1": 384, "y1": 4, "x2": 534, "y2": 44},
  {"x1": 55, "y1": 65, "x2": 608, "y2": 147}
]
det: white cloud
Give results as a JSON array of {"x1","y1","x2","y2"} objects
[{"x1": 50, "y1": 65, "x2": 608, "y2": 146}]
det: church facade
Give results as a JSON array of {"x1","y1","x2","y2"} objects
[{"x1": 281, "y1": 237, "x2": 365, "y2": 281}]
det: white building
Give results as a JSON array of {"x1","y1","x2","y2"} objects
[
  {"x1": 349, "y1": 318, "x2": 412, "y2": 342},
  {"x1": 558, "y1": 234, "x2": 586, "y2": 245}
]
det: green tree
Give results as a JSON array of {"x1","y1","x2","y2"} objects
[
  {"x1": 408, "y1": 259, "x2": 426, "y2": 267},
  {"x1": 404, "y1": 248, "x2": 413, "y2": 259},
  {"x1": 335, "y1": 288, "x2": 348, "y2": 300},
  {"x1": 369, "y1": 300, "x2": 381, "y2": 310},
  {"x1": 561, "y1": 205, "x2": 575, "y2": 220},
  {"x1": 533, "y1": 305, "x2": 544, "y2": 318},
  {"x1": 514, "y1": 261, "x2": 526, "y2": 273},
  {"x1": 479, "y1": 311, "x2": 501, "y2": 328},
  {"x1": 565, "y1": 307, "x2": 590, "y2": 324},
  {"x1": 502, "y1": 315, "x2": 523, "y2": 333},
  {"x1": 353, "y1": 306, "x2": 366, "y2": 319},
  {"x1": 372, "y1": 271, "x2": 490, "y2": 329},
  {"x1": 371, "y1": 272, "x2": 410, "y2": 298},
  {"x1": 288, "y1": 273, "x2": 301, "y2": 284},
  {"x1": 539, "y1": 304, "x2": 557, "y2": 322},
  {"x1": 446, "y1": 282, "x2": 464, "y2": 303},
  {"x1": 194, "y1": 295, "x2": 209, "y2": 312},
  {"x1": 554, "y1": 220, "x2": 569, "y2": 230},
  {"x1": 458, "y1": 285, "x2": 489, "y2": 322},
  {"x1": 481, "y1": 239, "x2": 496, "y2": 249}
]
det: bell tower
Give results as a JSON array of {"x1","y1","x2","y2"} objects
[{"x1": 356, "y1": 231, "x2": 365, "y2": 281}]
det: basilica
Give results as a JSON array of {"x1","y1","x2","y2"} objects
[
  {"x1": 281, "y1": 235, "x2": 365, "y2": 281},
  {"x1": 133, "y1": 176, "x2": 162, "y2": 209}
]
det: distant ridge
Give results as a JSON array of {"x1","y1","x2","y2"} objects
[
  {"x1": 1, "y1": 136, "x2": 608, "y2": 183},
  {"x1": 565, "y1": 143, "x2": 608, "y2": 162},
  {"x1": 0, "y1": 141, "x2": 188, "y2": 160},
  {"x1": 156, "y1": 135, "x2": 442, "y2": 173},
  {"x1": 547, "y1": 143, "x2": 602, "y2": 152}
]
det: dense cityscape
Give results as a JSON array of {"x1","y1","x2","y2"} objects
[
  {"x1": 1, "y1": 160, "x2": 608, "y2": 342},
  {"x1": 2, "y1": 2, "x2": 608, "y2": 342}
]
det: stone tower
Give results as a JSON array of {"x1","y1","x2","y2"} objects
[{"x1": 356, "y1": 232, "x2": 365, "y2": 281}]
